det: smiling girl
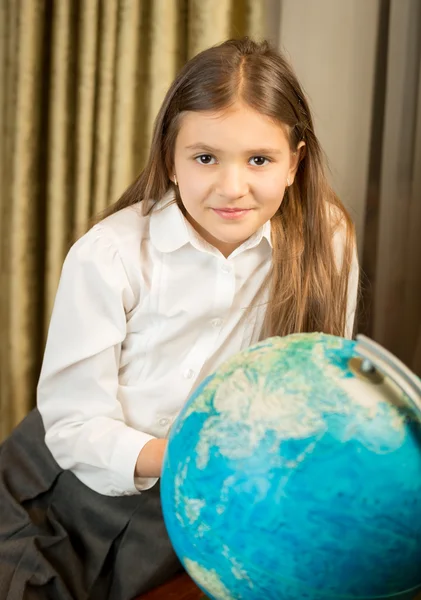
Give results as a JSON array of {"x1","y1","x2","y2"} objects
[{"x1": 0, "y1": 38, "x2": 358, "y2": 599}]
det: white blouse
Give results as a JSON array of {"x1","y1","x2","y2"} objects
[{"x1": 37, "y1": 191, "x2": 358, "y2": 496}]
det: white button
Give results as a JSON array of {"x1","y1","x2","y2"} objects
[
  {"x1": 159, "y1": 418, "x2": 170, "y2": 427},
  {"x1": 184, "y1": 369, "x2": 195, "y2": 379},
  {"x1": 211, "y1": 318, "x2": 223, "y2": 328},
  {"x1": 221, "y1": 264, "x2": 231, "y2": 274}
]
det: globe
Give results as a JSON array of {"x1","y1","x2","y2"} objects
[{"x1": 160, "y1": 333, "x2": 421, "y2": 600}]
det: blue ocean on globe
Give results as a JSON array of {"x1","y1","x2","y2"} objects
[{"x1": 160, "y1": 333, "x2": 421, "y2": 600}]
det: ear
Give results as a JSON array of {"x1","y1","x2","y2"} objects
[
  {"x1": 166, "y1": 157, "x2": 175, "y2": 183},
  {"x1": 287, "y1": 141, "x2": 306, "y2": 185}
]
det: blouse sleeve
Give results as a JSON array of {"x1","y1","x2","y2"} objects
[
  {"x1": 332, "y1": 215, "x2": 360, "y2": 340},
  {"x1": 344, "y1": 241, "x2": 359, "y2": 339},
  {"x1": 37, "y1": 225, "x2": 156, "y2": 496}
]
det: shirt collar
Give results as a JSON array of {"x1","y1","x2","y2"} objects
[{"x1": 150, "y1": 189, "x2": 272, "y2": 254}]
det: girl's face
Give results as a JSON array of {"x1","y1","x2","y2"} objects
[{"x1": 172, "y1": 101, "x2": 303, "y2": 257}]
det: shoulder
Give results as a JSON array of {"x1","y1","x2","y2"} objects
[
  {"x1": 324, "y1": 201, "x2": 359, "y2": 280},
  {"x1": 324, "y1": 201, "x2": 355, "y2": 250},
  {"x1": 325, "y1": 202, "x2": 350, "y2": 233},
  {"x1": 63, "y1": 191, "x2": 178, "y2": 280},
  {"x1": 94, "y1": 203, "x2": 150, "y2": 252},
  {"x1": 69, "y1": 204, "x2": 148, "y2": 262},
  {"x1": 61, "y1": 204, "x2": 151, "y2": 303}
]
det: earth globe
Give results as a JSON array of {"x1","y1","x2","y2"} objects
[{"x1": 160, "y1": 333, "x2": 421, "y2": 600}]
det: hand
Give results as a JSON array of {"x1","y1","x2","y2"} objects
[{"x1": 135, "y1": 438, "x2": 167, "y2": 478}]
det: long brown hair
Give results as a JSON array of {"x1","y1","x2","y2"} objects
[{"x1": 101, "y1": 37, "x2": 356, "y2": 338}]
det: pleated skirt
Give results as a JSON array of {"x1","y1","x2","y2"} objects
[{"x1": 0, "y1": 410, "x2": 182, "y2": 600}]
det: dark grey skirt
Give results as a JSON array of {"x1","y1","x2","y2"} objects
[{"x1": 0, "y1": 410, "x2": 182, "y2": 600}]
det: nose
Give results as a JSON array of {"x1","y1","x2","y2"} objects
[{"x1": 215, "y1": 165, "x2": 249, "y2": 200}]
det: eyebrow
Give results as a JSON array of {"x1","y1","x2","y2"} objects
[{"x1": 185, "y1": 143, "x2": 283, "y2": 155}]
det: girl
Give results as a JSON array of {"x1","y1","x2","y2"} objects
[{"x1": 0, "y1": 37, "x2": 358, "y2": 599}]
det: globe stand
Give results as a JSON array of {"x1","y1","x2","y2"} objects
[{"x1": 355, "y1": 334, "x2": 421, "y2": 419}]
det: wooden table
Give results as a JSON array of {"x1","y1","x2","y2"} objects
[
  {"x1": 138, "y1": 572, "x2": 205, "y2": 599},
  {"x1": 138, "y1": 573, "x2": 421, "y2": 600}
]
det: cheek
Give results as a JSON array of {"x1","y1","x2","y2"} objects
[
  {"x1": 257, "y1": 171, "x2": 286, "y2": 199},
  {"x1": 179, "y1": 166, "x2": 212, "y2": 205},
  {"x1": 180, "y1": 181, "x2": 205, "y2": 211}
]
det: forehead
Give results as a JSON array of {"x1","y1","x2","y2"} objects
[{"x1": 176, "y1": 102, "x2": 290, "y2": 150}]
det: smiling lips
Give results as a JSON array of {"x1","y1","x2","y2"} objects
[{"x1": 212, "y1": 208, "x2": 253, "y2": 220}]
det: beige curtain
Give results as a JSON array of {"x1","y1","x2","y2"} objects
[
  {"x1": 276, "y1": 0, "x2": 421, "y2": 378},
  {"x1": 0, "y1": 0, "x2": 266, "y2": 440}
]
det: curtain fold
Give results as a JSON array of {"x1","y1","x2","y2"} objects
[
  {"x1": 409, "y1": 55, "x2": 421, "y2": 376},
  {"x1": 46, "y1": 0, "x2": 73, "y2": 319},
  {"x1": 372, "y1": 0, "x2": 421, "y2": 373},
  {"x1": 0, "y1": 0, "x2": 265, "y2": 439},
  {"x1": 2, "y1": 0, "x2": 46, "y2": 437}
]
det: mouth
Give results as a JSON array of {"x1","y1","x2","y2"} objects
[{"x1": 212, "y1": 208, "x2": 253, "y2": 220}]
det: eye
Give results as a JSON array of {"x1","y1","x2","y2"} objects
[
  {"x1": 195, "y1": 154, "x2": 216, "y2": 165},
  {"x1": 249, "y1": 156, "x2": 270, "y2": 167}
]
